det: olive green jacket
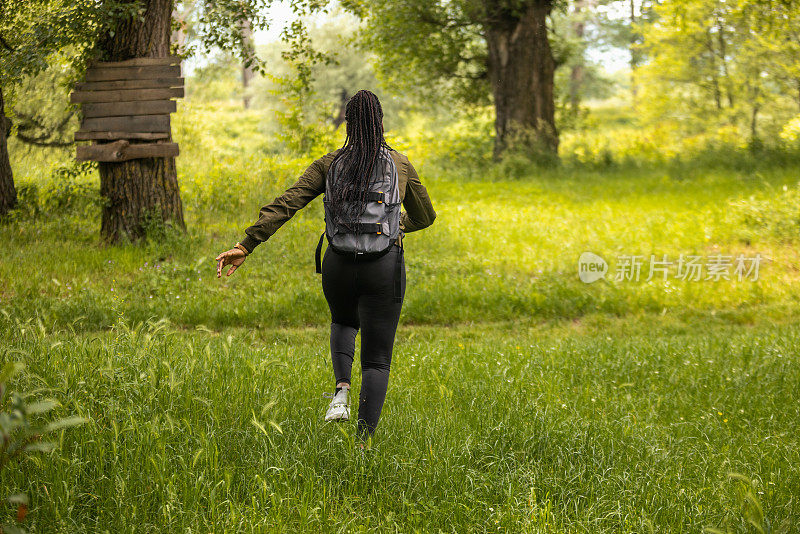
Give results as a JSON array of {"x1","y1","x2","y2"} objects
[{"x1": 239, "y1": 148, "x2": 436, "y2": 253}]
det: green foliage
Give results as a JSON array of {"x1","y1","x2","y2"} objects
[
  {"x1": 555, "y1": 101, "x2": 800, "y2": 170},
  {"x1": 636, "y1": 0, "x2": 800, "y2": 142},
  {"x1": 186, "y1": 0, "x2": 271, "y2": 71},
  {"x1": 5, "y1": 57, "x2": 80, "y2": 148},
  {"x1": 339, "y1": 0, "x2": 490, "y2": 106},
  {"x1": 295, "y1": 10, "x2": 411, "y2": 123},
  {"x1": 7, "y1": 161, "x2": 101, "y2": 222},
  {"x1": 0, "y1": 0, "x2": 134, "y2": 87},
  {"x1": 183, "y1": 52, "x2": 241, "y2": 103},
  {"x1": 402, "y1": 106, "x2": 495, "y2": 178},
  {"x1": 272, "y1": 91, "x2": 340, "y2": 155},
  {"x1": 779, "y1": 115, "x2": 800, "y2": 145}
]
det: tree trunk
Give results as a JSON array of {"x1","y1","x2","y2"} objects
[
  {"x1": 706, "y1": 31, "x2": 722, "y2": 110},
  {"x1": 716, "y1": 16, "x2": 734, "y2": 109},
  {"x1": 241, "y1": 19, "x2": 254, "y2": 109},
  {"x1": 485, "y1": 0, "x2": 558, "y2": 158},
  {"x1": 750, "y1": 103, "x2": 759, "y2": 143},
  {"x1": 332, "y1": 88, "x2": 348, "y2": 129},
  {"x1": 569, "y1": 0, "x2": 587, "y2": 112},
  {"x1": 97, "y1": 0, "x2": 184, "y2": 243},
  {"x1": 630, "y1": 0, "x2": 637, "y2": 103},
  {"x1": 0, "y1": 88, "x2": 16, "y2": 217}
]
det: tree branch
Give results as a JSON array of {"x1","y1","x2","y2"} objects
[
  {"x1": 15, "y1": 109, "x2": 75, "y2": 133},
  {"x1": 13, "y1": 108, "x2": 76, "y2": 147},
  {"x1": 416, "y1": 8, "x2": 474, "y2": 30},
  {"x1": 16, "y1": 131, "x2": 73, "y2": 147},
  {"x1": 0, "y1": 33, "x2": 14, "y2": 52},
  {"x1": 15, "y1": 114, "x2": 48, "y2": 133},
  {"x1": 450, "y1": 71, "x2": 489, "y2": 80}
]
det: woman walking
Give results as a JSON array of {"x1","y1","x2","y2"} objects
[{"x1": 215, "y1": 90, "x2": 436, "y2": 441}]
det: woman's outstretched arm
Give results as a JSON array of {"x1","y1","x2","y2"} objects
[
  {"x1": 238, "y1": 151, "x2": 337, "y2": 253},
  {"x1": 215, "y1": 151, "x2": 336, "y2": 277}
]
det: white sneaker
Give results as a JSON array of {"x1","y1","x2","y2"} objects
[{"x1": 324, "y1": 385, "x2": 350, "y2": 422}]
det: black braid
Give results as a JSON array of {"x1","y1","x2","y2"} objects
[{"x1": 328, "y1": 90, "x2": 392, "y2": 232}]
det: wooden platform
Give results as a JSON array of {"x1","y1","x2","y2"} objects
[{"x1": 71, "y1": 56, "x2": 183, "y2": 162}]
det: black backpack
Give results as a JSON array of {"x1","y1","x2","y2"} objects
[{"x1": 315, "y1": 146, "x2": 404, "y2": 301}]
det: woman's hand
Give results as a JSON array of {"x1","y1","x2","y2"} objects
[{"x1": 215, "y1": 247, "x2": 247, "y2": 278}]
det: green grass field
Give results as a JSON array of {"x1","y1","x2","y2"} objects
[{"x1": 2, "y1": 102, "x2": 800, "y2": 532}]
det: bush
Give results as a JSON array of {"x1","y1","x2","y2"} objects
[
  {"x1": 733, "y1": 181, "x2": 800, "y2": 242},
  {"x1": 9, "y1": 161, "x2": 101, "y2": 221},
  {"x1": 0, "y1": 362, "x2": 85, "y2": 533}
]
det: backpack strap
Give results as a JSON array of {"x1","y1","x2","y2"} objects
[
  {"x1": 315, "y1": 232, "x2": 325, "y2": 274},
  {"x1": 352, "y1": 222, "x2": 383, "y2": 234},
  {"x1": 365, "y1": 191, "x2": 385, "y2": 203}
]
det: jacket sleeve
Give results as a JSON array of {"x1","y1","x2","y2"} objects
[
  {"x1": 400, "y1": 158, "x2": 436, "y2": 233},
  {"x1": 239, "y1": 155, "x2": 328, "y2": 253}
]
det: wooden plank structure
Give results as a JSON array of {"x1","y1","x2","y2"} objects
[
  {"x1": 76, "y1": 140, "x2": 179, "y2": 163},
  {"x1": 71, "y1": 56, "x2": 183, "y2": 162},
  {"x1": 71, "y1": 88, "x2": 183, "y2": 103},
  {"x1": 80, "y1": 115, "x2": 171, "y2": 133}
]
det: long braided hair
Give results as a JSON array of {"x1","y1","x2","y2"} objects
[{"x1": 328, "y1": 90, "x2": 392, "y2": 231}]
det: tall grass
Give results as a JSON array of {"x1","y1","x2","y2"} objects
[{"x1": 1, "y1": 318, "x2": 798, "y2": 531}]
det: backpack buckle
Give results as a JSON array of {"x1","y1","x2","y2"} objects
[{"x1": 377, "y1": 191, "x2": 383, "y2": 204}]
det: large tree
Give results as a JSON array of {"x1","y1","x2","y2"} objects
[
  {"x1": 95, "y1": 0, "x2": 185, "y2": 241},
  {"x1": 341, "y1": 0, "x2": 563, "y2": 157}
]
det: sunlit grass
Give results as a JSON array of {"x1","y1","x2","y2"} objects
[{"x1": 2, "y1": 130, "x2": 799, "y2": 329}]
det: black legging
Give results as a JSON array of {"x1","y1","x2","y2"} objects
[{"x1": 321, "y1": 243, "x2": 406, "y2": 437}]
